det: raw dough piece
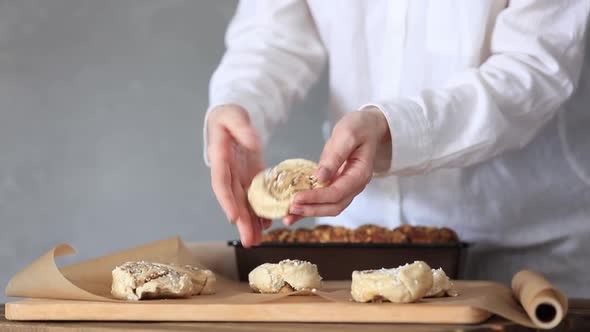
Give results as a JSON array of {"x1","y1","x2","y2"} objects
[
  {"x1": 351, "y1": 261, "x2": 433, "y2": 303},
  {"x1": 248, "y1": 159, "x2": 324, "y2": 219},
  {"x1": 425, "y1": 268, "x2": 457, "y2": 297},
  {"x1": 174, "y1": 264, "x2": 217, "y2": 296},
  {"x1": 111, "y1": 261, "x2": 216, "y2": 301},
  {"x1": 248, "y1": 259, "x2": 322, "y2": 294}
]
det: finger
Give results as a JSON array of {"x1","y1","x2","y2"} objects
[
  {"x1": 290, "y1": 196, "x2": 355, "y2": 217},
  {"x1": 209, "y1": 133, "x2": 239, "y2": 222},
  {"x1": 283, "y1": 214, "x2": 304, "y2": 226},
  {"x1": 211, "y1": 165, "x2": 239, "y2": 223},
  {"x1": 262, "y1": 219, "x2": 272, "y2": 229},
  {"x1": 296, "y1": 145, "x2": 373, "y2": 205},
  {"x1": 237, "y1": 146, "x2": 264, "y2": 186},
  {"x1": 233, "y1": 177, "x2": 256, "y2": 248},
  {"x1": 250, "y1": 208, "x2": 263, "y2": 246},
  {"x1": 236, "y1": 217, "x2": 256, "y2": 248},
  {"x1": 316, "y1": 124, "x2": 362, "y2": 183},
  {"x1": 222, "y1": 111, "x2": 261, "y2": 152},
  {"x1": 294, "y1": 165, "x2": 366, "y2": 205},
  {"x1": 246, "y1": 150, "x2": 265, "y2": 180},
  {"x1": 293, "y1": 179, "x2": 350, "y2": 205}
]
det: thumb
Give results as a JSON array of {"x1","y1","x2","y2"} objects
[{"x1": 317, "y1": 127, "x2": 360, "y2": 183}]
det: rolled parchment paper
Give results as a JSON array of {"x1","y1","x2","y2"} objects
[{"x1": 512, "y1": 270, "x2": 568, "y2": 329}]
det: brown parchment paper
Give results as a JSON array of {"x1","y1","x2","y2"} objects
[
  {"x1": 4, "y1": 237, "x2": 327, "y2": 305},
  {"x1": 5, "y1": 237, "x2": 567, "y2": 329}
]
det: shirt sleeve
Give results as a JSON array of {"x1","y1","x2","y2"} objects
[
  {"x1": 367, "y1": 0, "x2": 590, "y2": 176},
  {"x1": 203, "y1": 0, "x2": 327, "y2": 166}
]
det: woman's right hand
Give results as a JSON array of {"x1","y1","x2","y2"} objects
[{"x1": 206, "y1": 104, "x2": 270, "y2": 247}]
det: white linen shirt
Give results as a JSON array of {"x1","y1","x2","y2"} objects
[{"x1": 205, "y1": 0, "x2": 590, "y2": 295}]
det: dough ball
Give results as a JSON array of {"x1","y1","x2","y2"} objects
[
  {"x1": 351, "y1": 261, "x2": 433, "y2": 303},
  {"x1": 425, "y1": 267, "x2": 456, "y2": 297},
  {"x1": 248, "y1": 159, "x2": 324, "y2": 219},
  {"x1": 248, "y1": 259, "x2": 322, "y2": 294},
  {"x1": 111, "y1": 261, "x2": 216, "y2": 301}
]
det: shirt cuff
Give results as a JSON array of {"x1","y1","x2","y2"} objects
[
  {"x1": 202, "y1": 95, "x2": 268, "y2": 167},
  {"x1": 359, "y1": 98, "x2": 433, "y2": 176}
]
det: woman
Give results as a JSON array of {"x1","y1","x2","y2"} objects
[{"x1": 204, "y1": 0, "x2": 590, "y2": 295}]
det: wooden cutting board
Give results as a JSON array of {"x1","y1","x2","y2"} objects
[{"x1": 6, "y1": 281, "x2": 493, "y2": 324}]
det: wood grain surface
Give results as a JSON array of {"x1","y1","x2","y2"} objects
[{"x1": 2, "y1": 301, "x2": 590, "y2": 332}]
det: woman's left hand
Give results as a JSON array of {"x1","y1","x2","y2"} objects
[{"x1": 283, "y1": 107, "x2": 392, "y2": 225}]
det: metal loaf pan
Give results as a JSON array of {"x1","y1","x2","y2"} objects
[{"x1": 228, "y1": 241, "x2": 469, "y2": 281}]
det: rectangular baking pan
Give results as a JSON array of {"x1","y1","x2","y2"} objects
[{"x1": 228, "y1": 241, "x2": 469, "y2": 281}]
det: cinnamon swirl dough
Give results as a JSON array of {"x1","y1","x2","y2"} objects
[
  {"x1": 248, "y1": 259, "x2": 322, "y2": 294},
  {"x1": 248, "y1": 159, "x2": 325, "y2": 218},
  {"x1": 111, "y1": 261, "x2": 216, "y2": 301},
  {"x1": 351, "y1": 261, "x2": 433, "y2": 303},
  {"x1": 425, "y1": 267, "x2": 457, "y2": 298},
  {"x1": 351, "y1": 262, "x2": 458, "y2": 303}
]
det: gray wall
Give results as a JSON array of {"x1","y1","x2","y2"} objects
[{"x1": 0, "y1": 0, "x2": 328, "y2": 302}]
